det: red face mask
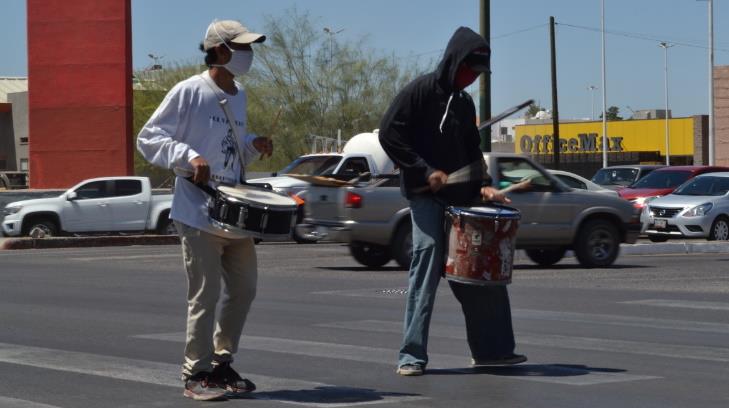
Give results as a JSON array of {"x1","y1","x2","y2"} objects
[{"x1": 454, "y1": 63, "x2": 480, "y2": 90}]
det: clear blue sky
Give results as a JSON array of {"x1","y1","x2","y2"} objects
[{"x1": 2, "y1": 0, "x2": 728, "y2": 120}]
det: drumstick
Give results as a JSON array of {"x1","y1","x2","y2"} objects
[{"x1": 260, "y1": 106, "x2": 283, "y2": 160}]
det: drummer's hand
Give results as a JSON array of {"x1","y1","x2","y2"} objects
[
  {"x1": 189, "y1": 156, "x2": 210, "y2": 184},
  {"x1": 481, "y1": 186, "x2": 511, "y2": 203},
  {"x1": 253, "y1": 137, "x2": 273, "y2": 158},
  {"x1": 428, "y1": 170, "x2": 448, "y2": 192}
]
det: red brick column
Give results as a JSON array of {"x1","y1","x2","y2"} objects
[{"x1": 27, "y1": 0, "x2": 133, "y2": 188}]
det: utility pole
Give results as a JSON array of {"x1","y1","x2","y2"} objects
[
  {"x1": 479, "y1": 0, "x2": 491, "y2": 152},
  {"x1": 549, "y1": 17, "x2": 560, "y2": 169},
  {"x1": 708, "y1": 0, "x2": 715, "y2": 165},
  {"x1": 659, "y1": 42, "x2": 674, "y2": 165}
]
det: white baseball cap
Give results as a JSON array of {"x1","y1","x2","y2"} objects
[{"x1": 203, "y1": 20, "x2": 265, "y2": 50}]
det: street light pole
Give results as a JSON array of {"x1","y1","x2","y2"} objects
[
  {"x1": 323, "y1": 27, "x2": 344, "y2": 68},
  {"x1": 588, "y1": 85, "x2": 597, "y2": 120},
  {"x1": 601, "y1": 0, "x2": 608, "y2": 168},
  {"x1": 659, "y1": 42, "x2": 673, "y2": 166}
]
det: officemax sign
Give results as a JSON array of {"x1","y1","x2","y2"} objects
[{"x1": 519, "y1": 133, "x2": 625, "y2": 154}]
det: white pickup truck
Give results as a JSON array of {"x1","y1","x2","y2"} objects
[
  {"x1": 247, "y1": 131, "x2": 395, "y2": 243},
  {"x1": 1, "y1": 176, "x2": 173, "y2": 237}
]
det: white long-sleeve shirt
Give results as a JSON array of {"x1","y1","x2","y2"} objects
[{"x1": 137, "y1": 71, "x2": 259, "y2": 238}]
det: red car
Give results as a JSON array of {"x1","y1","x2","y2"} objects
[{"x1": 618, "y1": 165, "x2": 729, "y2": 209}]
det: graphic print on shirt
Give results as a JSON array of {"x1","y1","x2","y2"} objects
[{"x1": 222, "y1": 127, "x2": 236, "y2": 169}]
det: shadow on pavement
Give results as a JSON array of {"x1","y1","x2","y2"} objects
[
  {"x1": 427, "y1": 364, "x2": 625, "y2": 377},
  {"x1": 239, "y1": 386, "x2": 420, "y2": 404}
]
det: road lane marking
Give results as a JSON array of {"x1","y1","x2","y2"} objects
[
  {"x1": 621, "y1": 299, "x2": 729, "y2": 311},
  {"x1": 135, "y1": 332, "x2": 658, "y2": 386},
  {"x1": 317, "y1": 320, "x2": 729, "y2": 364},
  {"x1": 0, "y1": 396, "x2": 61, "y2": 408},
  {"x1": 0, "y1": 342, "x2": 426, "y2": 407},
  {"x1": 514, "y1": 309, "x2": 729, "y2": 335},
  {"x1": 67, "y1": 254, "x2": 181, "y2": 262}
]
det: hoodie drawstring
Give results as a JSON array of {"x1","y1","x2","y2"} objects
[{"x1": 439, "y1": 92, "x2": 455, "y2": 134}]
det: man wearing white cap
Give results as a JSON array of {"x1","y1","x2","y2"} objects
[{"x1": 137, "y1": 19, "x2": 271, "y2": 401}]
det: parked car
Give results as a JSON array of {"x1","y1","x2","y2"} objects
[
  {"x1": 641, "y1": 172, "x2": 729, "y2": 242},
  {"x1": 298, "y1": 153, "x2": 641, "y2": 269},
  {"x1": 548, "y1": 169, "x2": 619, "y2": 196},
  {"x1": 0, "y1": 171, "x2": 29, "y2": 190},
  {"x1": 618, "y1": 165, "x2": 729, "y2": 210},
  {"x1": 1, "y1": 176, "x2": 173, "y2": 237},
  {"x1": 591, "y1": 165, "x2": 664, "y2": 191}
]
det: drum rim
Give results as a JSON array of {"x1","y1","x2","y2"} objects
[
  {"x1": 217, "y1": 192, "x2": 298, "y2": 211},
  {"x1": 217, "y1": 185, "x2": 297, "y2": 207},
  {"x1": 447, "y1": 205, "x2": 521, "y2": 219}
]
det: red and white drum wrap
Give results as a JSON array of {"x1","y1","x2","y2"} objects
[{"x1": 444, "y1": 205, "x2": 521, "y2": 285}]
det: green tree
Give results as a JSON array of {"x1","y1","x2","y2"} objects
[
  {"x1": 526, "y1": 103, "x2": 544, "y2": 118},
  {"x1": 599, "y1": 105, "x2": 623, "y2": 121}
]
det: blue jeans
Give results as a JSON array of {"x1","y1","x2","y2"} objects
[
  {"x1": 398, "y1": 195, "x2": 516, "y2": 367},
  {"x1": 399, "y1": 195, "x2": 446, "y2": 367}
]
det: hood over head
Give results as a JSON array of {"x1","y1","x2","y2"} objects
[{"x1": 435, "y1": 27, "x2": 491, "y2": 93}]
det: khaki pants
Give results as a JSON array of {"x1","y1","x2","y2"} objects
[{"x1": 175, "y1": 222, "x2": 258, "y2": 378}]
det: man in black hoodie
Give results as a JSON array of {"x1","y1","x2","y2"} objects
[{"x1": 379, "y1": 27, "x2": 526, "y2": 376}]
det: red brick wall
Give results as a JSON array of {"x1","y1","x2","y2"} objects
[
  {"x1": 27, "y1": 0, "x2": 132, "y2": 188},
  {"x1": 716, "y1": 66, "x2": 729, "y2": 166}
]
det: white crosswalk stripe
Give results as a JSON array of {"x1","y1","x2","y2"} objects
[
  {"x1": 135, "y1": 332, "x2": 659, "y2": 386},
  {"x1": 620, "y1": 299, "x2": 729, "y2": 311},
  {"x1": 317, "y1": 319, "x2": 729, "y2": 364},
  {"x1": 0, "y1": 342, "x2": 427, "y2": 407},
  {"x1": 0, "y1": 396, "x2": 62, "y2": 408}
]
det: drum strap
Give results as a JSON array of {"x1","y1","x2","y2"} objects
[{"x1": 199, "y1": 73, "x2": 248, "y2": 184}]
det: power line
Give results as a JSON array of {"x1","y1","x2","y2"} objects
[
  {"x1": 404, "y1": 23, "x2": 549, "y2": 60},
  {"x1": 557, "y1": 22, "x2": 729, "y2": 54}
]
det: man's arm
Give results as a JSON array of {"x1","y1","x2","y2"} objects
[
  {"x1": 136, "y1": 85, "x2": 200, "y2": 171},
  {"x1": 378, "y1": 86, "x2": 436, "y2": 183}
]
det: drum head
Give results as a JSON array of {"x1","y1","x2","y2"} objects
[
  {"x1": 448, "y1": 205, "x2": 520, "y2": 219},
  {"x1": 218, "y1": 185, "x2": 297, "y2": 206}
]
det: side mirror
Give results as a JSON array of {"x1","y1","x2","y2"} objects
[{"x1": 66, "y1": 192, "x2": 78, "y2": 201}]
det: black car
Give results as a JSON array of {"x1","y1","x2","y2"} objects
[{"x1": 591, "y1": 165, "x2": 665, "y2": 191}]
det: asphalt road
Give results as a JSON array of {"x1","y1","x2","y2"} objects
[{"x1": 1, "y1": 243, "x2": 728, "y2": 407}]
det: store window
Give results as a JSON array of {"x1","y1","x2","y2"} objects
[{"x1": 20, "y1": 159, "x2": 29, "y2": 171}]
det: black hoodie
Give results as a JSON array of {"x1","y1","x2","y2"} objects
[{"x1": 379, "y1": 27, "x2": 491, "y2": 206}]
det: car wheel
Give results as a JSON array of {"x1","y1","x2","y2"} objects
[
  {"x1": 525, "y1": 248, "x2": 566, "y2": 266},
  {"x1": 156, "y1": 215, "x2": 177, "y2": 235},
  {"x1": 708, "y1": 216, "x2": 729, "y2": 241},
  {"x1": 648, "y1": 235, "x2": 669, "y2": 243},
  {"x1": 23, "y1": 218, "x2": 59, "y2": 238},
  {"x1": 574, "y1": 219, "x2": 620, "y2": 268},
  {"x1": 391, "y1": 223, "x2": 413, "y2": 269},
  {"x1": 350, "y1": 241, "x2": 391, "y2": 268}
]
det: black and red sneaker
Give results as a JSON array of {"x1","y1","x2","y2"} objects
[
  {"x1": 210, "y1": 362, "x2": 256, "y2": 397},
  {"x1": 183, "y1": 372, "x2": 227, "y2": 401}
]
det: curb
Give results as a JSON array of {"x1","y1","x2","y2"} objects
[{"x1": 0, "y1": 235, "x2": 180, "y2": 250}]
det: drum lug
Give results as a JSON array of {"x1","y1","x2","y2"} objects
[
  {"x1": 237, "y1": 207, "x2": 248, "y2": 228},
  {"x1": 219, "y1": 204, "x2": 229, "y2": 220},
  {"x1": 260, "y1": 213, "x2": 268, "y2": 231}
]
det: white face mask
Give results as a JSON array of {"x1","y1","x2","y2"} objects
[
  {"x1": 208, "y1": 21, "x2": 254, "y2": 76},
  {"x1": 214, "y1": 48, "x2": 253, "y2": 76}
]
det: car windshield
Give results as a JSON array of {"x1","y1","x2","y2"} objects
[
  {"x1": 629, "y1": 170, "x2": 691, "y2": 189},
  {"x1": 279, "y1": 155, "x2": 342, "y2": 176},
  {"x1": 591, "y1": 168, "x2": 639, "y2": 186},
  {"x1": 673, "y1": 176, "x2": 729, "y2": 196}
]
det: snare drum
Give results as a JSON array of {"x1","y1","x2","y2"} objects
[
  {"x1": 209, "y1": 185, "x2": 298, "y2": 241},
  {"x1": 444, "y1": 205, "x2": 520, "y2": 285}
]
